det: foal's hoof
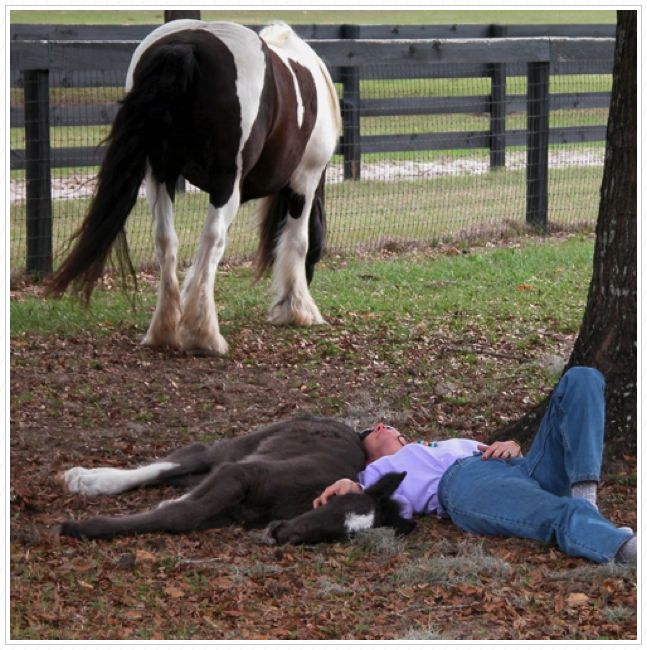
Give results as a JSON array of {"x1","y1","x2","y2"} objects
[
  {"x1": 60, "y1": 520, "x2": 85, "y2": 540},
  {"x1": 262, "y1": 521, "x2": 282, "y2": 545}
]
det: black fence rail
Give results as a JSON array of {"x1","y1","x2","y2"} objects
[
  {"x1": 10, "y1": 23, "x2": 615, "y2": 277},
  {"x1": 10, "y1": 21, "x2": 616, "y2": 41}
]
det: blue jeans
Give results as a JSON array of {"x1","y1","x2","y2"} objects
[{"x1": 438, "y1": 367, "x2": 633, "y2": 562}]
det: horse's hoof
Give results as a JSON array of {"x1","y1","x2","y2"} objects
[
  {"x1": 179, "y1": 331, "x2": 229, "y2": 356},
  {"x1": 184, "y1": 347, "x2": 221, "y2": 358},
  {"x1": 141, "y1": 336, "x2": 181, "y2": 350}
]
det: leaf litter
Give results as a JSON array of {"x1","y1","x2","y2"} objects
[{"x1": 10, "y1": 280, "x2": 636, "y2": 641}]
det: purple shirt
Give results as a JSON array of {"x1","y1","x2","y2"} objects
[{"x1": 356, "y1": 439, "x2": 482, "y2": 518}]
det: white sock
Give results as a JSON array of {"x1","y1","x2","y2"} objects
[
  {"x1": 572, "y1": 481, "x2": 598, "y2": 509},
  {"x1": 615, "y1": 534, "x2": 637, "y2": 564}
]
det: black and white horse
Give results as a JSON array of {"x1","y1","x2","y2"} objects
[
  {"x1": 46, "y1": 21, "x2": 341, "y2": 355},
  {"x1": 60, "y1": 416, "x2": 415, "y2": 544}
]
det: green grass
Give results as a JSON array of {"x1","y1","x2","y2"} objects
[
  {"x1": 9, "y1": 9, "x2": 616, "y2": 26},
  {"x1": 10, "y1": 163, "x2": 602, "y2": 276},
  {"x1": 10, "y1": 236, "x2": 594, "y2": 340},
  {"x1": 316, "y1": 237, "x2": 592, "y2": 335}
]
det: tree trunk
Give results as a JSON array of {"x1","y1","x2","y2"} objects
[{"x1": 490, "y1": 10, "x2": 637, "y2": 462}]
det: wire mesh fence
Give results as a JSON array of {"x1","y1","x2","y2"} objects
[{"x1": 9, "y1": 43, "x2": 611, "y2": 279}]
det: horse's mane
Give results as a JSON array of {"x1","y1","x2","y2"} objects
[{"x1": 259, "y1": 22, "x2": 294, "y2": 48}]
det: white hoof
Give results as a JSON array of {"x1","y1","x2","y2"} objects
[
  {"x1": 141, "y1": 330, "x2": 181, "y2": 349},
  {"x1": 63, "y1": 467, "x2": 126, "y2": 497},
  {"x1": 180, "y1": 333, "x2": 229, "y2": 356},
  {"x1": 269, "y1": 294, "x2": 326, "y2": 326}
]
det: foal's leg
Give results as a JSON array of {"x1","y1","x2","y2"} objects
[
  {"x1": 61, "y1": 462, "x2": 251, "y2": 540},
  {"x1": 63, "y1": 442, "x2": 212, "y2": 497},
  {"x1": 63, "y1": 424, "x2": 281, "y2": 498},
  {"x1": 179, "y1": 190, "x2": 240, "y2": 355},
  {"x1": 269, "y1": 178, "x2": 325, "y2": 326},
  {"x1": 141, "y1": 169, "x2": 182, "y2": 348}
]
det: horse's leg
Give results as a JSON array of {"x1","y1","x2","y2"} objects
[
  {"x1": 179, "y1": 189, "x2": 240, "y2": 355},
  {"x1": 269, "y1": 176, "x2": 325, "y2": 326},
  {"x1": 63, "y1": 442, "x2": 213, "y2": 497},
  {"x1": 141, "y1": 168, "x2": 182, "y2": 348},
  {"x1": 61, "y1": 462, "x2": 251, "y2": 540},
  {"x1": 61, "y1": 495, "x2": 235, "y2": 540},
  {"x1": 62, "y1": 421, "x2": 286, "y2": 498}
]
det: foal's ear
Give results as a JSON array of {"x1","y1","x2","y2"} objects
[{"x1": 365, "y1": 471, "x2": 407, "y2": 498}]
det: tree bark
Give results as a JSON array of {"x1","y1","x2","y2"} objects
[{"x1": 490, "y1": 10, "x2": 637, "y2": 462}]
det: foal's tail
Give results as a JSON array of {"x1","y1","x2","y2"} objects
[
  {"x1": 45, "y1": 43, "x2": 199, "y2": 300},
  {"x1": 256, "y1": 171, "x2": 328, "y2": 285}
]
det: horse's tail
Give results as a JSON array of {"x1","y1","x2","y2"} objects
[
  {"x1": 256, "y1": 170, "x2": 327, "y2": 285},
  {"x1": 45, "y1": 42, "x2": 199, "y2": 300},
  {"x1": 305, "y1": 172, "x2": 328, "y2": 285}
]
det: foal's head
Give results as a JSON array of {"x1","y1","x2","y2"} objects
[{"x1": 263, "y1": 472, "x2": 415, "y2": 546}]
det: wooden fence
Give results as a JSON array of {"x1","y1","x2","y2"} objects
[{"x1": 10, "y1": 23, "x2": 615, "y2": 275}]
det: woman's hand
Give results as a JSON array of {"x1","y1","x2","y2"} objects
[
  {"x1": 313, "y1": 479, "x2": 363, "y2": 508},
  {"x1": 477, "y1": 440, "x2": 522, "y2": 460}
]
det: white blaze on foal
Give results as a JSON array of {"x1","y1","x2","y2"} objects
[{"x1": 344, "y1": 510, "x2": 376, "y2": 534}]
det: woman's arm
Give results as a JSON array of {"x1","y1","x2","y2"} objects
[{"x1": 313, "y1": 478, "x2": 362, "y2": 508}]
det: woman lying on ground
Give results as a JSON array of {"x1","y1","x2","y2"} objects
[{"x1": 314, "y1": 367, "x2": 636, "y2": 564}]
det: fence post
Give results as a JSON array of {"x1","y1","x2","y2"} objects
[
  {"x1": 489, "y1": 24, "x2": 508, "y2": 170},
  {"x1": 164, "y1": 10, "x2": 201, "y2": 22},
  {"x1": 340, "y1": 24, "x2": 361, "y2": 180},
  {"x1": 164, "y1": 10, "x2": 201, "y2": 194},
  {"x1": 24, "y1": 69, "x2": 53, "y2": 277},
  {"x1": 526, "y1": 61, "x2": 550, "y2": 232}
]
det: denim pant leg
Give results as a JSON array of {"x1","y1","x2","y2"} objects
[
  {"x1": 438, "y1": 456, "x2": 632, "y2": 563},
  {"x1": 520, "y1": 367, "x2": 606, "y2": 496}
]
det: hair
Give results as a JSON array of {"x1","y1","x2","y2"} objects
[{"x1": 45, "y1": 42, "x2": 199, "y2": 300}]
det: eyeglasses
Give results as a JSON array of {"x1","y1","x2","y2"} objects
[
  {"x1": 359, "y1": 425, "x2": 394, "y2": 440},
  {"x1": 359, "y1": 427, "x2": 376, "y2": 441},
  {"x1": 359, "y1": 425, "x2": 407, "y2": 447}
]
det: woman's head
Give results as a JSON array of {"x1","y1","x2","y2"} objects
[{"x1": 360, "y1": 423, "x2": 406, "y2": 463}]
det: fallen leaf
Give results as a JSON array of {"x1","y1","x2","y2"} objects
[
  {"x1": 164, "y1": 586, "x2": 185, "y2": 598},
  {"x1": 566, "y1": 592, "x2": 589, "y2": 606},
  {"x1": 224, "y1": 609, "x2": 245, "y2": 617},
  {"x1": 136, "y1": 549, "x2": 157, "y2": 562}
]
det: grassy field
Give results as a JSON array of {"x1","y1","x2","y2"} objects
[
  {"x1": 9, "y1": 9, "x2": 616, "y2": 26},
  {"x1": 11, "y1": 237, "x2": 594, "y2": 343},
  {"x1": 10, "y1": 163, "x2": 602, "y2": 276}
]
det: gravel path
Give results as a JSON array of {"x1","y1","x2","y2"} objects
[{"x1": 10, "y1": 148, "x2": 604, "y2": 204}]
